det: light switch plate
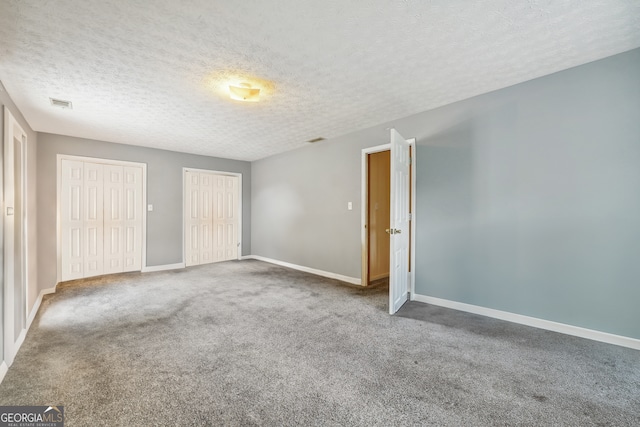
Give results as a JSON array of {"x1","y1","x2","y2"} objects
[
  {"x1": 147, "y1": 204, "x2": 153, "y2": 212},
  {"x1": 347, "y1": 202, "x2": 353, "y2": 210}
]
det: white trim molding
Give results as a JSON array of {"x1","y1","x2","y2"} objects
[
  {"x1": 412, "y1": 293, "x2": 640, "y2": 350},
  {"x1": 141, "y1": 262, "x2": 186, "y2": 273},
  {"x1": 1, "y1": 285, "x2": 57, "y2": 384},
  {"x1": 360, "y1": 138, "x2": 416, "y2": 293},
  {"x1": 27, "y1": 287, "x2": 56, "y2": 329},
  {"x1": 245, "y1": 255, "x2": 361, "y2": 285},
  {"x1": 0, "y1": 362, "x2": 7, "y2": 384}
]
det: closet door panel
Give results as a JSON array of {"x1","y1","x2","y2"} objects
[
  {"x1": 83, "y1": 162, "x2": 104, "y2": 278},
  {"x1": 199, "y1": 173, "x2": 214, "y2": 264},
  {"x1": 61, "y1": 160, "x2": 84, "y2": 281},
  {"x1": 104, "y1": 165, "x2": 124, "y2": 274},
  {"x1": 213, "y1": 175, "x2": 239, "y2": 261},
  {"x1": 123, "y1": 166, "x2": 143, "y2": 272},
  {"x1": 184, "y1": 171, "x2": 200, "y2": 266}
]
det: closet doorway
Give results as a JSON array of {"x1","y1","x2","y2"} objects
[
  {"x1": 361, "y1": 132, "x2": 416, "y2": 313},
  {"x1": 58, "y1": 155, "x2": 146, "y2": 282},
  {"x1": 183, "y1": 169, "x2": 241, "y2": 267}
]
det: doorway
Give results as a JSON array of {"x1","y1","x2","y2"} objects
[
  {"x1": 183, "y1": 169, "x2": 242, "y2": 267},
  {"x1": 361, "y1": 131, "x2": 416, "y2": 313},
  {"x1": 366, "y1": 150, "x2": 391, "y2": 283},
  {"x1": 58, "y1": 156, "x2": 146, "y2": 282},
  {"x1": 3, "y1": 107, "x2": 28, "y2": 367}
]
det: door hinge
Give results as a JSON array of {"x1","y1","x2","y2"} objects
[{"x1": 408, "y1": 213, "x2": 412, "y2": 221}]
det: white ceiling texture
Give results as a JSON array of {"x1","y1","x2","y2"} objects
[{"x1": 1, "y1": 1, "x2": 639, "y2": 161}]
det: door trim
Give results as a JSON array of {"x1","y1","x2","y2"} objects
[
  {"x1": 182, "y1": 168, "x2": 243, "y2": 265},
  {"x1": 3, "y1": 106, "x2": 28, "y2": 367},
  {"x1": 56, "y1": 154, "x2": 148, "y2": 283},
  {"x1": 361, "y1": 143, "x2": 390, "y2": 286},
  {"x1": 360, "y1": 139, "x2": 416, "y2": 297}
]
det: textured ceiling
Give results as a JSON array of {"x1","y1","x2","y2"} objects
[{"x1": 1, "y1": 1, "x2": 639, "y2": 161}]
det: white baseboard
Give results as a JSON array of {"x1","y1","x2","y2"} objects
[
  {"x1": 244, "y1": 255, "x2": 362, "y2": 285},
  {"x1": 1, "y1": 285, "x2": 57, "y2": 384},
  {"x1": 141, "y1": 262, "x2": 185, "y2": 273},
  {"x1": 27, "y1": 286, "x2": 57, "y2": 329},
  {"x1": 0, "y1": 362, "x2": 7, "y2": 384},
  {"x1": 412, "y1": 293, "x2": 640, "y2": 351}
]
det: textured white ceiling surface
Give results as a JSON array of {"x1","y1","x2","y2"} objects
[{"x1": 1, "y1": 1, "x2": 639, "y2": 161}]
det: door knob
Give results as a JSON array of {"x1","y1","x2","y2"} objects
[{"x1": 385, "y1": 228, "x2": 401, "y2": 235}]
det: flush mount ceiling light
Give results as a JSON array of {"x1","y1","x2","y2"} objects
[{"x1": 229, "y1": 83, "x2": 260, "y2": 102}]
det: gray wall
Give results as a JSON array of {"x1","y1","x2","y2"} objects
[
  {"x1": 252, "y1": 48, "x2": 640, "y2": 339},
  {"x1": 37, "y1": 133, "x2": 251, "y2": 290},
  {"x1": 1, "y1": 83, "x2": 39, "y2": 360},
  {"x1": 415, "y1": 48, "x2": 640, "y2": 340}
]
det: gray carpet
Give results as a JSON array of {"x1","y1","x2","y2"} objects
[{"x1": 1, "y1": 260, "x2": 638, "y2": 426}]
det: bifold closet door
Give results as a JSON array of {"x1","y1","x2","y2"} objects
[
  {"x1": 104, "y1": 165, "x2": 124, "y2": 274},
  {"x1": 61, "y1": 160, "x2": 86, "y2": 281},
  {"x1": 61, "y1": 160, "x2": 143, "y2": 281},
  {"x1": 185, "y1": 171, "x2": 215, "y2": 267},
  {"x1": 103, "y1": 165, "x2": 143, "y2": 274},
  {"x1": 213, "y1": 175, "x2": 239, "y2": 262},
  {"x1": 83, "y1": 162, "x2": 105, "y2": 277},
  {"x1": 122, "y1": 166, "x2": 143, "y2": 272},
  {"x1": 185, "y1": 172, "x2": 239, "y2": 266}
]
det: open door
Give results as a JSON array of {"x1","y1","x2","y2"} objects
[{"x1": 388, "y1": 129, "x2": 410, "y2": 314}]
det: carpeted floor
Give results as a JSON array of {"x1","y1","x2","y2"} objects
[{"x1": 0, "y1": 260, "x2": 638, "y2": 426}]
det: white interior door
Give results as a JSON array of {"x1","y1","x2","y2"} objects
[
  {"x1": 198, "y1": 172, "x2": 215, "y2": 264},
  {"x1": 213, "y1": 175, "x2": 239, "y2": 261},
  {"x1": 104, "y1": 165, "x2": 124, "y2": 274},
  {"x1": 184, "y1": 171, "x2": 200, "y2": 267},
  {"x1": 60, "y1": 158, "x2": 144, "y2": 281},
  {"x1": 83, "y1": 162, "x2": 104, "y2": 278},
  {"x1": 185, "y1": 170, "x2": 240, "y2": 266},
  {"x1": 61, "y1": 160, "x2": 85, "y2": 280},
  {"x1": 389, "y1": 129, "x2": 411, "y2": 314},
  {"x1": 123, "y1": 166, "x2": 143, "y2": 272}
]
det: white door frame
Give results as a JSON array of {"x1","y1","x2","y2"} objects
[
  {"x1": 182, "y1": 168, "x2": 243, "y2": 264},
  {"x1": 57, "y1": 154, "x2": 148, "y2": 283},
  {"x1": 361, "y1": 139, "x2": 416, "y2": 298},
  {"x1": 3, "y1": 107, "x2": 28, "y2": 367}
]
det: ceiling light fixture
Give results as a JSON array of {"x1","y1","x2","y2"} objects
[{"x1": 229, "y1": 83, "x2": 260, "y2": 102}]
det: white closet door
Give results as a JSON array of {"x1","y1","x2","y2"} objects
[
  {"x1": 104, "y1": 165, "x2": 124, "y2": 274},
  {"x1": 83, "y1": 162, "x2": 104, "y2": 278},
  {"x1": 185, "y1": 171, "x2": 200, "y2": 267},
  {"x1": 61, "y1": 159, "x2": 143, "y2": 282},
  {"x1": 185, "y1": 171, "x2": 239, "y2": 266},
  {"x1": 213, "y1": 175, "x2": 239, "y2": 261},
  {"x1": 198, "y1": 172, "x2": 215, "y2": 264},
  {"x1": 123, "y1": 166, "x2": 143, "y2": 272},
  {"x1": 185, "y1": 171, "x2": 215, "y2": 266},
  {"x1": 61, "y1": 160, "x2": 85, "y2": 281}
]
